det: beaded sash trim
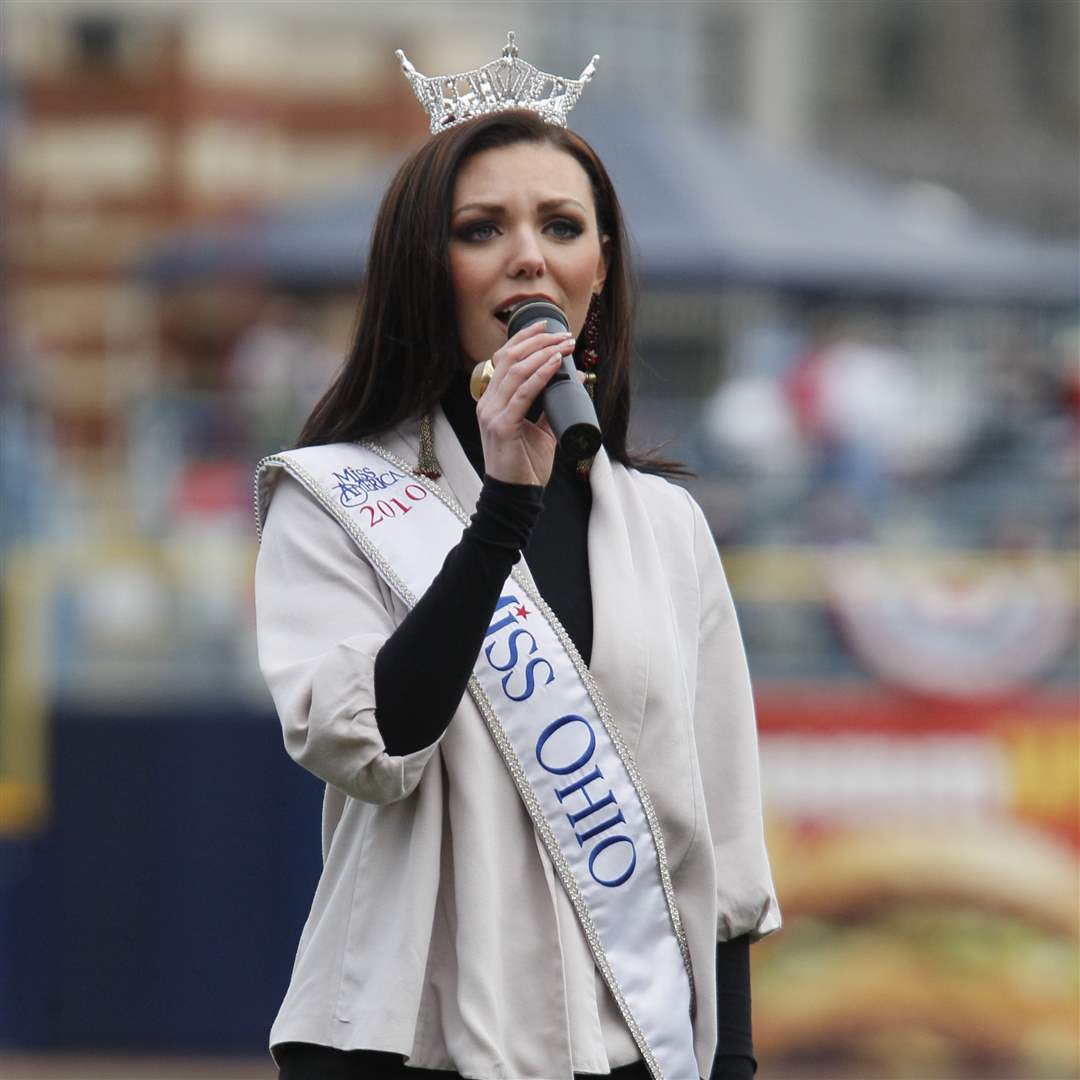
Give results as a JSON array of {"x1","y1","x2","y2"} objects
[{"x1": 255, "y1": 443, "x2": 699, "y2": 1080}]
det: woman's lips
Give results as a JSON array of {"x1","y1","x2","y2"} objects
[{"x1": 494, "y1": 295, "x2": 559, "y2": 324}]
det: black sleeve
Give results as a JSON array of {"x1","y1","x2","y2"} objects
[
  {"x1": 710, "y1": 934, "x2": 756, "y2": 1080},
  {"x1": 374, "y1": 476, "x2": 543, "y2": 756}
]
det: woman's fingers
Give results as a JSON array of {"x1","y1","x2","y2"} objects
[
  {"x1": 502, "y1": 319, "x2": 547, "y2": 352},
  {"x1": 508, "y1": 349, "x2": 563, "y2": 416},
  {"x1": 476, "y1": 327, "x2": 579, "y2": 485},
  {"x1": 489, "y1": 323, "x2": 545, "y2": 374},
  {"x1": 483, "y1": 338, "x2": 575, "y2": 422},
  {"x1": 483, "y1": 322, "x2": 574, "y2": 410},
  {"x1": 475, "y1": 324, "x2": 578, "y2": 485},
  {"x1": 493, "y1": 326, "x2": 571, "y2": 372}
]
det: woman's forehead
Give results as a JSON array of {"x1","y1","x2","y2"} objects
[{"x1": 452, "y1": 142, "x2": 594, "y2": 209}]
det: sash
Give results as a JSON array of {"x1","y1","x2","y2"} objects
[{"x1": 256, "y1": 442, "x2": 698, "y2": 1080}]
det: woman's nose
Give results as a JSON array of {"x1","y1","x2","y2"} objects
[{"x1": 506, "y1": 228, "x2": 545, "y2": 278}]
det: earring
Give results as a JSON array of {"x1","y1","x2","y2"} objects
[
  {"x1": 576, "y1": 293, "x2": 602, "y2": 481},
  {"x1": 580, "y1": 293, "x2": 601, "y2": 374}
]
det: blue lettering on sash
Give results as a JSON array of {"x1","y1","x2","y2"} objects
[
  {"x1": 485, "y1": 627, "x2": 538, "y2": 673},
  {"x1": 555, "y1": 767, "x2": 626, "y2": 844},
  {"x1": 485, "y1": 600, "x2": 637, "y2": 889},
  {"x1": 535, "y1": 715, "x2": 595, "y2": 774},
  {"x1": 504, "y1": 656, "x2": 556, "y2": 702},
  {"x1": 588, "y1": 835, "x2": 637, "y2": 888},
  {"x1": 484, "y1": 627, "x2": 556, "y2": 703},
  {"x1": 483, "y1": 597, "x2": 556, "y2": 702},
  {"x1": 331, "y1": 465, "x2": 406, "y2": 507},
  {"x1": 535, "y1": 715, "x2": 637, "y2": 888},
  {"x1": 485, "y1": 595, "x2": 522, "y2": 638}
]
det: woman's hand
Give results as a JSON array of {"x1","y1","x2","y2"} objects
[{"x1": 475, "y1": 322, "x2": 578, "y2": 487}]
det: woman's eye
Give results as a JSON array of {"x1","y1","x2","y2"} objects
[
  {"x1": 548, "y1": 219, "x2": 583, "y2": 239},
  {"x1": 457, "y1": 222, "x2": 497, "y2": 242}
]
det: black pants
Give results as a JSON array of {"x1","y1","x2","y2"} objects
[{"x1": 276, "y1": 1042, "x2": 654, "y2": 1079}]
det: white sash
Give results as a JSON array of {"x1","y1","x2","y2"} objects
[{"x1": 256, "y1": 441, "x2": 699, "y2": 1080}]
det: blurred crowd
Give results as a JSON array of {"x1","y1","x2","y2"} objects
[
  {"x1": 695, "y1": 310, "x2": 1079, "y2": 547},
  {"x1": 5, "y1": 293, "x2": 1077, "y2": 558}
]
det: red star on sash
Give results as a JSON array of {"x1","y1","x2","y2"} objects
[{"x1": 516, "y1": 605, "x2": 529, "y2": 619}]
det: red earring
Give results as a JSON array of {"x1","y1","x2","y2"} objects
[{"x1": 580, "y1": 293, "x2": 601, "y2": 372}]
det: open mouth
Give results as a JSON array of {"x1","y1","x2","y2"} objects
[{"x1": 493, "y1": 296, "x2": 555, "y2": 327}]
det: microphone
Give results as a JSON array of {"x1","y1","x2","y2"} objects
[{"x1": 506, "y1": 299, "x2": 602, "y2": 459}]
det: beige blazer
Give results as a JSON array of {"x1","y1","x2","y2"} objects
[{"x1": 255, "y1": 406, "x2": 781, "y2": 1080}]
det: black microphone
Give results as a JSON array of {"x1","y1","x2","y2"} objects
[{"x1": 506, "y1": 299, "x2": 602, "y2": 460}]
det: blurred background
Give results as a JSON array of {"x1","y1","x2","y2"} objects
[{"x1": 0, "y1": 0, "x2": 1077, "y2": 1077}]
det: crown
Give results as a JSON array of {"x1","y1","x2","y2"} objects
[{"x1": 396, "y1": 32, "x2": 599, "y2": 134}]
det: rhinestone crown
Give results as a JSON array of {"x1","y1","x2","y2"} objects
[{"x1": 396, "y1": 32, "x2": 599, "y2": 135}]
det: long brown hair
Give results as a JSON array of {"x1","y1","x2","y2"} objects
[{"x1": 297, "y1": 109, "x2": 680, "y2": 474}]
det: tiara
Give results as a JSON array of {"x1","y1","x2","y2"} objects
[{"x1": 396, "y1": 32, "x2": 599, "y2": 134}]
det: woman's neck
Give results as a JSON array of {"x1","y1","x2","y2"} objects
[
  {"x1": 438, "y1": 368, "x2": 582, "y2": 481},
  {"x1": 440, "y1": 370, "x2": 484, "y2": 474}
]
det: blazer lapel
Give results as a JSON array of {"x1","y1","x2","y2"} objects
[{"x1": 585, "y1": 450, "x2": 650, "y2": 753}]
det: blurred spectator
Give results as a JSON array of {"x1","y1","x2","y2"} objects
[
  {"x1": 226, "y1": 298, "x2": 340, "y2": 456},
  {"x1": 816, "y1": 335, "x2": 917, "y2": 511},
  {"x1": 701, "y1": 320, "x2": 808, "y2": 476}
]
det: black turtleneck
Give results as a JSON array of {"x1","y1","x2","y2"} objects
[
  {"x1": 441, "y1": 370, "x2": 595, "y2": 664},
  {"x1": 369, "y1": 372, "x2": 756, "y2": 1080}
]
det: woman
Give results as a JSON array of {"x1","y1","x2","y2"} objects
[{"x1": 255, "y1": 91, "x2": 780, "y2": 1080}]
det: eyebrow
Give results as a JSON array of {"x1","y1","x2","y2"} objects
[{"x1": 451, "y1": 197, "x2": 588, "y2": 220}]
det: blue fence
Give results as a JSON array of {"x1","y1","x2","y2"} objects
[{"x1": 0, "y1": 704, "x2": 323, "y2": 1052}]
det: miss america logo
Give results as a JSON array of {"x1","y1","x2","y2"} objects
[
  {"x1": 484, "y1": 595, "x2": 638, "y2": 889},
  {"x1": 332, "y1": 465, "x2": 407, "y2": 507}
]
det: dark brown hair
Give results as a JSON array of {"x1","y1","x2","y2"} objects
[{"x1": 296, "y1": 109, "x2": 680, "y2": 475}]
